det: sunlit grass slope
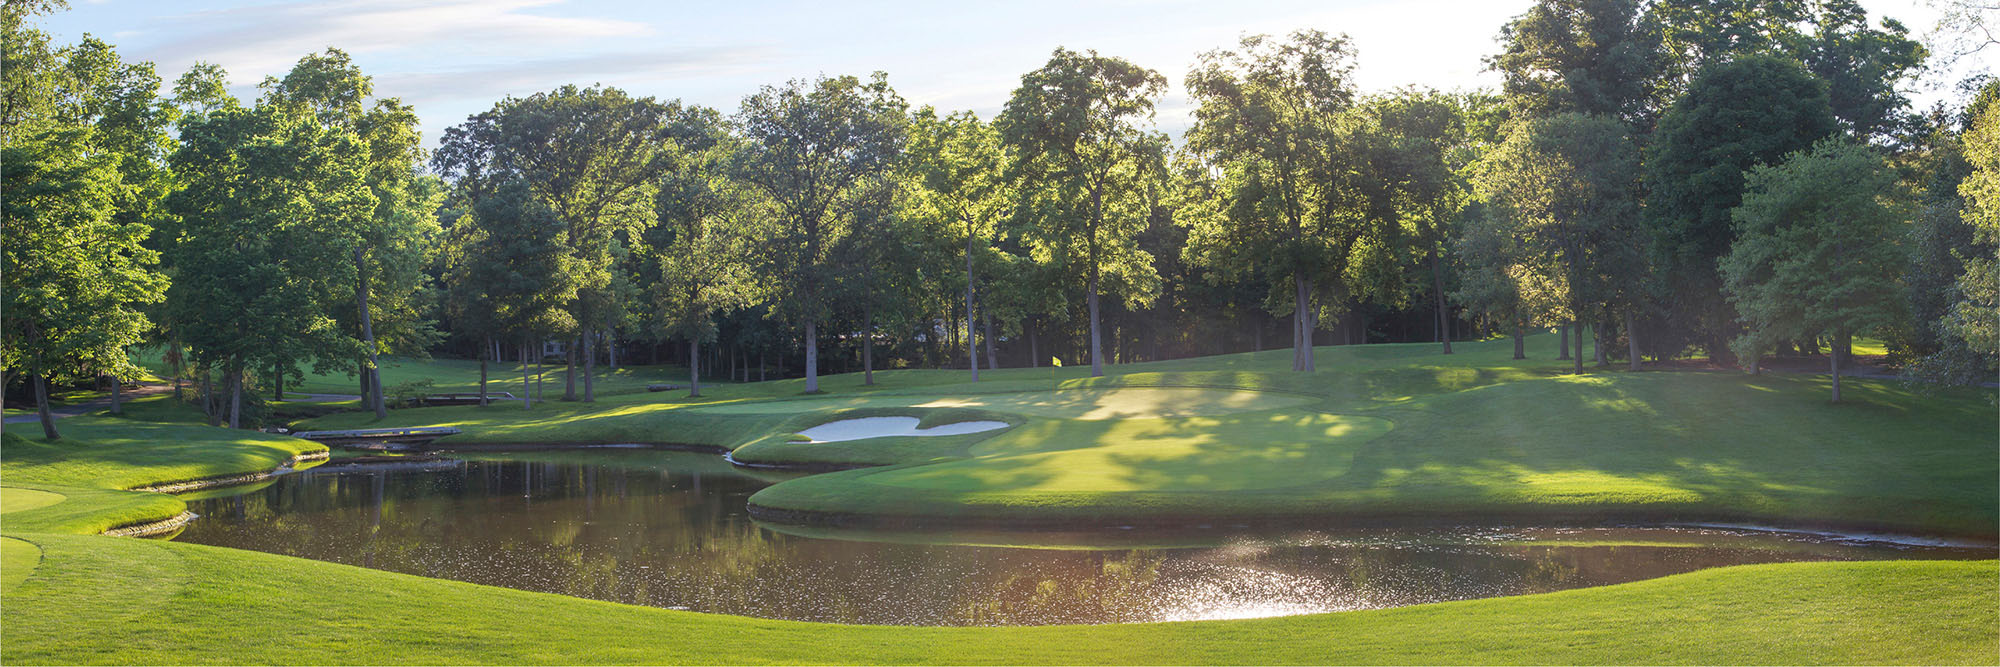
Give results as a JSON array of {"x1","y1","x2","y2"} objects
[
  {"x1": 3, "y1": 335, "x2": 1995, "y2": 664},
  {"x1": 1, "y1": 531, "x2": 1992, "y2": 665},
  {"x1": 294, "y1": 333, "x2": 1998, "y2": 536}
]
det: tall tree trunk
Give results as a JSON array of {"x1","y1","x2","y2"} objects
[
  {"x1": 1028, "y1": 319, "x2": 1038, "y2": 369},
  {"x1": 228, "y1": 358, "x2": 243, "y2": 430},
  {"x1": 689, "y1": 338, "x2": 702, "y2": 398},
  {"x1": 1830, "y1": 327, "x2": 1844, "y2": 402},
  {"x1": 967, "y1": 281, "x2": 980, "y2": 381},
  {"x1": 1293, "y1": 273, "x2": 1316, "y2": 372},
  {"x1": 1431, "y1": 248, "x2": 1452, "y2": 354},
  {"x1": 759, "y1": 350, "x2": 766, "y2": 382},
  {"x1": 804, "y1": 318, "x2": 819, "y2": 393},
  {"x1": 564, "y1": 337, "x2": 578, "y2": 401},
  {"x1": 355, "y1": 247, "x2": 387, "y2": 420},
  {"x1": 202, "y1": 369, "x2": 217, "y2": 426},
  {"x1": 479, "y1": 336, "x2": 490, "y2": 407},
  {"x1": 1571, "y1": 320, "x2": 1584, "y2": 375},
  {"x1": 1625, "y1": 310, "x2": 1641, "y2": 372},
  {"x1": 521, "y1": 341, "x2": 533, "y2": 410},
  {"x1": 109, "y1": 374, "x2": 123, "y2": 415},
  {"x1": 983, "y1": 311, "x2": 998, "y2": 371},
  {"x1": 358, "y1": 363, "x2": 371, "y2": 411},
  {"x1": 606, "y1": 329, "x2": 618, "y2": 369},
  {"x1": 863, "y1": 308, "x2": 876, "y2": 386},
  {"x1": 583, "y1": 331, "x2": 596, "y2": 402},
  {"x1": 533, "y1": 341, "x2": 544, "y2": 403},
  {"x1": 1595, "y1": 318, "x2": 1609, "y2": 367},
  {"x1": 171, "y1": 342, "x2": 184, "y2": 401},
  {"x1": 1558, "y1": 324, "x2": 1571, "y2": 360},
  {"x1": 1087, "y1": 278, "x2": 1104, "y2": 377},
  {"x1": 33, "y1": 373, "x2": 58, "y2": 440},
  {"x1": 1512, "y1": 322, "x2": 1526, "y2": 360},
  {"x1": 271, "y1": 363, "x2": 283, "y2": 404}
]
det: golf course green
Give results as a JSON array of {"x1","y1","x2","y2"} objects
[{"x1": 3, "y1": 334, "x2": 1995, "y2": 664}]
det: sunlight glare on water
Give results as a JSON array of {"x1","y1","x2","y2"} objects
[{"x1": 172, "y1": 451, "x2": 1995, "y2": 626}]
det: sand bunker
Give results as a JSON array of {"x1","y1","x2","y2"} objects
[
  {"x1": 700, "y1": 387, "x2": 1312, "y2": 419},
  {"x1": 797, "y1": 417, "x2": 1010, "y2": 443}
]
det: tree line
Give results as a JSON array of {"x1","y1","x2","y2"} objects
[{"x1": 5, "y1": 0, "x2": 1996, "y2": 438}]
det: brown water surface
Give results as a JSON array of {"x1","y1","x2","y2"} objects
[{"x1": 173, "y1": 448, "x2": 1993, "y2": 626}]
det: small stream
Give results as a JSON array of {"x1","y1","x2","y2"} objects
[{"x1": 172, "y1": 449, "x2": 1994, "y2": 626}]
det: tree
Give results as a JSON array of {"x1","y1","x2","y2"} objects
[
  {"x1": 262, "y1": 49, "x2": 439, "y2": 416},
  {"x1": 3, "y1": 4, "x2": 178, "y2": 418},
  {"x1": 1644, "y1": 54, "x2": 1838, "y2": 361},
  {"x1": 1364, "y1": 89, "x2": 1472, "y2": 354},
  {"x1": 905, "y1": 107, "x2": 1010, "y2": 380},
  {"x1": 731, "y1": 73, "x2": 907, "y2": 393},
  {"x1": 1924, "y1": 80, "x2": 2000, "y2": 381},
  {"x1": 1648, "y1": 0, "x2": 1811, "y2": 92},
  {"x1": 1476, "y1": 113, "x2": 1644, "y2": 374},
  {"x1": 1798, "y1": 0, "x2": 1926, "y2": 139},
  {"x1": 435, "y1": 85, "x2": 687, "y2": 402},
  {"x1": 1, "y1": 126, "x2": 166, "y2": 438},
  {"x1": 645, "y1": 114, "x2": 763, "y2": 398},
  {"x1": 1453, "y1": 200, "x2": 1561, "y2": 360},
  {"x1": 1000, "y1": 48, "x2": 1168, "y2": 377},
  {"x1": 1720, "y1": 139, "x2": 1907, "y2": 401},
  {"x1": 1182, "y1": 31, "x2": 1355, "y2": 371},
  {"x1": 1925, "y1": 0, "x2": 1999, "y2": 69},
  {"x1": 441, "y1": 179, "x2": 580, "y2": 410},
  {"x1": 164, "y1": 98, "x2": 373, "y2": 428},
  {"x1": 1488, "y1": 0, "x2": 1660, "y2": 123}
]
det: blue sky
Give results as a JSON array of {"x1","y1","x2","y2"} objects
[{"x1": 37, "y1": 0, "x2": 1957, "y2": 149}]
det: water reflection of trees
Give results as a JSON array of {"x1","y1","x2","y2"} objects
[{"x1": 176, "y1": 459, "x2": 1943, "y2": 626}]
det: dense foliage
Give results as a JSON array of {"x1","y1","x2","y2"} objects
[{"x1": 4, "y1": 0, "x2": 1992, "y2": 426}]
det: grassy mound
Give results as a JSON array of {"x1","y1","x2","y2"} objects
[
  {"x1": 279, "y1": 334, "x2": 2000, "y2": 536},
  {"x1": 3, "y1": 334, "x2": 1995, "y2": 663},
  {"x1": 2, "y1": 532, "x2": 1993, "y2": 664}
]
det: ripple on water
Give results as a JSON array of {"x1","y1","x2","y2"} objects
[{"x1": 169, "y1": 453, "x2": 1998, "y2": 626}]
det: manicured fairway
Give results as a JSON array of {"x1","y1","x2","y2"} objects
[
  {"x1": 0, "y1": 537, "x2": 40, "y2": 594},
  {"x1": 2, "y1": 531, "x2": 1994, "y2": 665},
  {"x1": 0, "y1": 488, "x2": 64, "y2": 514},
  {"x1": 282, "y1": 334, "x2": 2000, "y2": 536},
  {"x1": 5, "y1": 335, "x2": 1994, "y2": 664},
  {"x1": 881, "y1": 412, "x2": 1393, "y2": 492}
]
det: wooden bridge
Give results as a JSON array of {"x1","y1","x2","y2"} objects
[
  {"x1": 414, "y1": 392, "x2": 517, "y2": 407},
  {"x1": 291, "y1": 426, "x2": 463, "y2": 448}
]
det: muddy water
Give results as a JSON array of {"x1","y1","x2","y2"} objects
[{"x1": 173, "y1": 449, "x2": 1993, "y2": 626}]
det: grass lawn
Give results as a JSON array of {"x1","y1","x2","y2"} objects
[
  {"x1": 1, "y1": 531, "x2": 1991, "y2": 665},
  {"x1": 4, "y1": 333, "x2": 1994, "y2": 664},
  {"x1": 295, "y1": 333, "x2": 2000, "y2": 537}
]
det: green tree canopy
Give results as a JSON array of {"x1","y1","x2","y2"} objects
[
  {"x1": 1183, "y1": 30, "x2": 1355, "y2": 371},
  {"x1": 1720, "y1": 139, "x2": 1908, "y2": 401},
  {"x1": 731, "y1": 73, "x2": 908, "y2": 393},
  {"x1": 1488, "y1": 0, "x2": 1660, "y2": 123},
  {"x1": 2, "y1": 125, "x2": 166, "y2": 438},
  {"x1": 1476, "y1": 112, "x2": 1644, "y2": 374},
  {"x1": 1644, "y1": 53, "x2": 1838, "y2": 360},
  {"x1": 1000, "y1": 47, "x2": 1167, "y2": 378}
]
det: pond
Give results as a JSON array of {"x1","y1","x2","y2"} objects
[{"x1": 173, "y1": 449, "x2": 1993, "y2": 626}]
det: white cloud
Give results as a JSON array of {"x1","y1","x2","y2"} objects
[{"x1": 136, "y1": 0, "x2": 653, "y2": 84}]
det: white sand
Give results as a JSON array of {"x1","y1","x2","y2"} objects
[{"x1": 796, "y1": 417, "x2": 1009, "y2": 443}]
